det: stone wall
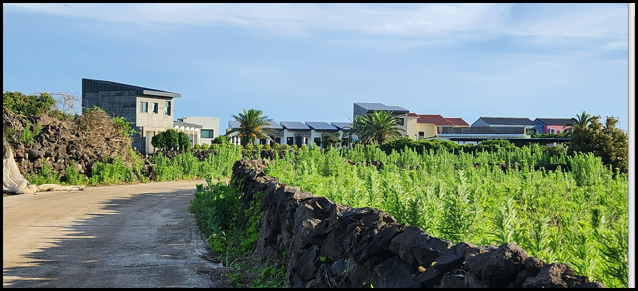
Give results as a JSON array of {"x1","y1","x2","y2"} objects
[{"x1": 230, "y1": 159, "x2": 604, "y2": 288}]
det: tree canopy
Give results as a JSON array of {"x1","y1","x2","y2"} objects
[
  {"x1": 350, "y1": 111, "x2": 406, "y2": 145},
  {"x1": 568, "y1": 114, "x2": 628, "y2": 173},
  {"x1": 227, "y1": 108, "x2": 274, "y2": 146}
]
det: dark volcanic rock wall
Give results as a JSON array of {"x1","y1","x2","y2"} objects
[{"x1": 230, "y1": 159, "x2": 604, "y2": 288}]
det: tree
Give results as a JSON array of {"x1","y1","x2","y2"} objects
[
  {"x1": 3, "y1": 91, "x2": 56, "y2": 117},
  {"x1": 178, "y1": 131, "x2": 190, "y2": 151},
  {"x1": 321, "y1": 132, "x2": 341, "y2": 149},
  {"x1": 151, "y1": 129, "x2": 180, "y2": 153},
  {"x1": 227, "y1": 108, "x2": 274, "y2": 146},
  {"x1": 571, "y1": 111, "x2": 595, "y2": 132},
  {"x1": 568, "y1": 114, "x2": 628, "y2": 173},
  {"x1": 350, "y1": 111, "x2": 406, "y2": 145}
]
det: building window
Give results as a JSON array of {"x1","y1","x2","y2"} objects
[
  {"x1": 418, "y1": 132, "x2": 424, "y2": 140},
  {"x1": 287, "y1": 137, "x2": 294, "y2": 145},
  {"x1": 152, "y1": 102, "x2": 159, "y2": 114},
  {"x1": 140, "y1": 101, "x2": 148, "y2": 113},
  {"x1": 550, "y1": 128, "x2": 555, "y2": 134},
  {"x1": 314, "y1": 137, "x2": 321, "y2": 146},
  {"x1": 165, "y1": 101, "x2": 171, "y2": 116},
  {"x1": 397, "y1": 118, "x2": 404, "y2": 126},
  {"x1": 201, "y1": 129, "x2": 214, "y2": 138},
  {"x1": 275, "y1": 137, "x2": 281, "y2": 144}
]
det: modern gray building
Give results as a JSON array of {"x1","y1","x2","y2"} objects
[{"x1": 81, "y1": 78, "x2": 181, "y2": 154}]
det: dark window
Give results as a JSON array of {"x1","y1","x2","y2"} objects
[
  {"x1": 287, "y1": 137, "x2": 294, "y2": 145},
  {"x1": 275, "y1": 137, "x2": 281, "y2": 144},
  {"x1": 398, "y1": 118, "x2": 404, "y2": 126},
  {"x1": 201, "y1": 129, "x2": 214, "y2": 138},
  {"x1": 165, "y1": 101, "x2": 171, "y2": 116},
  {"x1": 141, "y1": 102, "x2": 148, "y2": 113},
  {"x1": 152, "y1": 103, "x2": 159, "y2": 114},
  {"x1": 314, "y1": 137, "x2": 321, "y2": 146}
]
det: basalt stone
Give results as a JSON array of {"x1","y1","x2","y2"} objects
[
  {"x1": 389, "y1": 226, "x2": 453, "y2": 267},
  {"x1": 524, "y1": 256, "x2": 545, "y2": 276},
  {"x1": 293, "y1": 245, "x2": 320, "y2": 282},
  {"x1": 372, "y1": 256, "x2": 418, "y2": 288},
  {"x1": 480, "y1": 243, "x2": 529, "y2": 288},
  {"x1": 439, "y1": 269, "x2": 468, "y2": 288}
]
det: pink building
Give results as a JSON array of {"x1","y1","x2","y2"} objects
[{"x1": 533, "y1": 118, "x2": 573, "y2": 134}]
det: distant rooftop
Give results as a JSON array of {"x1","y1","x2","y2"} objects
[
  {"x1": 280, "y1": 121, "x2": 310, "y2": 130},
  {"x1": 416, "y1": 114, "x2": 455, "y2": 126},
  {"x1": 305, "y1": 122, "x2": 338, "y2": 131},
  {"x1": 82, "y1": 78, "x2": 181, "y2": 98},
  {"x1": 331, "y1": 122, "x2": 352, "y2": 130},
  {"x1": 534, "y1": 118, "x2": 573, "y2": 126},
  {"x1": 355, "y1": 102, "x2": 409, "y2": 114},
  {"x1": 477, "y1": 117, "x2": 537, "y2": 126}
]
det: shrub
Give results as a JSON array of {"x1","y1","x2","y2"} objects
[{"x1": 202, "y1": 143, "x2": 210, "y2": 150}]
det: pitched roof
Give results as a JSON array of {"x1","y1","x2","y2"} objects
[
  {"x1": 82, "y1": 78, "x2": 181, "y2": 98},
  {"x1": 355, "y1": 103, "x2": 409, "y2": 114},
  {"x1": 446, "y1": 117, "x2": 470, "y2": 126},
  {"x1": 280, "y1": 121, "x2": 310, "y2": 130},
  {"x1": 477, "y1": 117, "x2": 537, "y2": 126},
  {"x1": 416, "y1": 114, "x2": 455, "y2": 126},
  {"x1": 407, "y1": 112, "x2": 419, "y2": 117},
  {"x1": 305, "y1": 122, "x2": 338, "y2": 131},
  {"x1": 534, "y1": 118, "x2": 573, "y2": 126}
]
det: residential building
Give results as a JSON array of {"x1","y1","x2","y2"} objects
[
  {"x1": 178, "y1": 116, "x2": 220, "y2": 145},
  {"x1": 81, "y1": 78, "x2": 180, "y2": 154},
  {"x1": 533, "y1": 118, "x2": 573, "y2": 134},
  {"x1": 306, "y1": 122, "x2": 340, "y2": 147},
  {"x1": 410, "y1": 114, "x2": 470, "y2": 140}
]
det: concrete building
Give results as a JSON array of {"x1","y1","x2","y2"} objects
[
  {"x1": 353, "y1": 103, "x2": 410, "y2": 136},
  {"x1": 81, "y1": 78, "x2": 180, "y2": 154},
  {"x1": 178, "y1": 116, "x2": 220, "y2": 145}
]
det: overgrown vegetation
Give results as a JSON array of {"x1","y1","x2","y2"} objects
[
  {"x1": 189, "y1": 179, "x2": 285, "y2": 287},
  {"x1": 263, "y1": 144, "x2": 628, "y2": 288}
]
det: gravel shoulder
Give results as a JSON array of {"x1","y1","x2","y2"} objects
[{"x1": 3, "y1": 179, "x2": 234, "y2": 288}]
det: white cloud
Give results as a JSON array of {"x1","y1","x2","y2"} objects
[{"x1": 3, "y1": 3, "x2": 627, "y2": 41}]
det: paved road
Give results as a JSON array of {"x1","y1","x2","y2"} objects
[{"x1": 3, "y1": 179, "x2": 228, "y2": 288}]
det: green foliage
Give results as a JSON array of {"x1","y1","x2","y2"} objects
[
  {"x1": 350, "y1": 111, "x2": 405, "y2": 145},
  {"x1": 112, "y1": 116, "x2": 139, "y2": 138},
  {"x1": 273, "y1": 143, "x2": 281, "y2": 151},
  {"x1": 321, "y1": 132, "x2": 341, "y2": 149},
  {"x1": 193, "y1": 143, "x2": 201, "y2": 149},
  {"x1": 26, "y1": 159, "x2": 60, "y2": 185},
  {"x1": 211, "y1": 135, "x2": 230, "y2": 145},
  {"x1": 189, "y1": 183, "x2": 283, "y2": 288},
  {"x1": 62, "y1": 160, "x2": 90, "y2": 186},
  {"x1": 21, "y1": 120, "x2": 35, "y2": 147},
  {"x1": 3, "y1": 91, "x2": 56, "y2": 116},
  {"x1": 568, "y1": 114, "x2": 628, "y2": 173},
  {"x1": 227, "y1": 108, "x2": 275, "y2": 146},
  {"x1": 178, "y1": 131, "x2": 190, "y2": 151},
  {"x1": 263, "y1": 144, "x2": 628, "y2": 288},
  {"x1": 201, "y1": 143, "x2": 210, "y2": 150},
  {"x1": 89, "y1": 155, "x2": 138, "y2": 185},
  {"x1": 151, "y1": 129, "x2": 180, "y2": 152}
]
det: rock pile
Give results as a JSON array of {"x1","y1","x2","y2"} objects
[
  {"x1": 230, "y1": 159, "x2": 604, "y2": 288},
  {"x1": 3, "y1": 107, "x2": 138, "y2": 179}
]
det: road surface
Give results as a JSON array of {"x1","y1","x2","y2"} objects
[{"x1": 3, "y1": 179, "x2": 232, "y2": 288}]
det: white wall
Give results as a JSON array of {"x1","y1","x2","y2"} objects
[{"x1": 180, "y1": 116, "x2": 220, "y2": 145}]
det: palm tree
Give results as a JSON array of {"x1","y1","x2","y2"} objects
[
  {"x1": 350, "y1": 111, "x2": 406, "y2": 145},
  {"x1": 571, "y1": 111, "x2": 595, "y2": 132},
  {"x1": 227, "y1": 108, "x2": 274, "y2": 146}
]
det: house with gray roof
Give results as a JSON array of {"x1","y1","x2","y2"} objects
[{"x1": 82, "y1": 78, "x2": 181, "y2": 154}]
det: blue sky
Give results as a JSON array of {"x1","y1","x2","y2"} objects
[{"x1": 3, "y1": 3, "x2": 631, "y2": 132}]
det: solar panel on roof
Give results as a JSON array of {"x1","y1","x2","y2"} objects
[
  {"x1": 305, "y1": 122, "x2": 338, "y2": 131},
  {"x1": 331, "y1": 122, "x2": 352, "y2": 130},
  {"x1": 264, "y1": 120, "x2": 283, "y2": 129},
  {"x1": 280, "y1": 121, "x2": 310, "y2": 130}
]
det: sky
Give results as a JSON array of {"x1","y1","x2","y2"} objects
[{"x1": 2, "y1": 3, "x2": 631, "y2": 133}]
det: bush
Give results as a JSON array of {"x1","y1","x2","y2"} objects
[
  {"x1": 202, "y1": 143, "x2": 210, "y2": 150},
  {"x1": 193, "y1": 143, "x2": 201, "y2": 150},
  {"x1": 3, "y1": 91, "x2": 56, "y2": 116}
]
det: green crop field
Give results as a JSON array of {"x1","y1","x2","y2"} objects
[{"x1": 263, "y1": 144, "x2": 628, "y2": 288}]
